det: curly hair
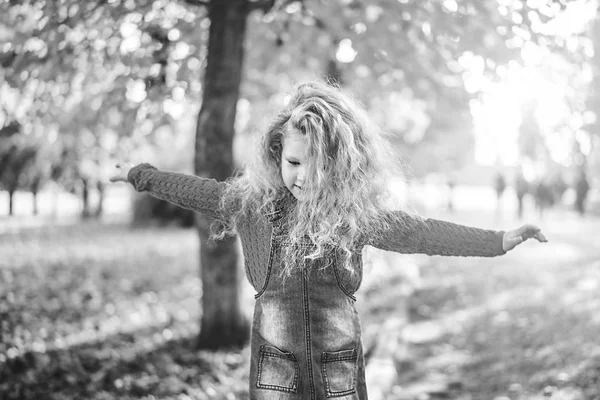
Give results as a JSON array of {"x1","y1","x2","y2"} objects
[{"x1": 217, "y1": 81, "x2": 413, "y2": 276}]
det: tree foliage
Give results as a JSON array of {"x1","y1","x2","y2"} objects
[{"x1": 1, "y1": 0, "x2": 579, "y2": 184}]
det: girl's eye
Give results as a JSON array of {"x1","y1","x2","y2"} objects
[{"x1": 288, "y1": 160, "x2": 300, "y2": 166}]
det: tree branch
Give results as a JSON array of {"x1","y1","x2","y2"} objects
[
  {"x1": 181, "y1": 0, "x2": 210, "y2": 7},
  {"x1": 248, "y1": 0, "x2": 276, "y2": 14}
]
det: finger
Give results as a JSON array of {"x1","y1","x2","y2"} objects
[{"x1": 534, "y1": 231, "x2": 548, "y2": 242}]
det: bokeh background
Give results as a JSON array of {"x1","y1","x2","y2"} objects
[{"x1": 1, "y1": 0, "x2": 599, "y2": 399}]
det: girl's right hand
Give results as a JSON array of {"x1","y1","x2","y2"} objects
[{"x1": 109, "y1": 162, "x2": 134, "y2": 183}]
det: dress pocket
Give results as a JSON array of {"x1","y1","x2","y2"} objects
[
  {"x1": 256, "y1": 344, "x2": 298, "y2": 393},
  {"x1": 321, "y1": 348, "x2": 358, "y2": 397}
]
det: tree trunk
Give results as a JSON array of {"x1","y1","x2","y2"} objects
[
  {"x1": 95, "y1": 181, "x2": 104, "y2": 218},
  {"x1": 195, "y1": 0, "x2": 250, "y2": 349},
  {"x1": 8, "y1": 190, "x2": 14, "y2": 216},
  {"x1": 31, "y1": 178, "x2": 40, "y2": 216},
  {"x1": 81, "y1": 178, "x2": 91, "y2": 219},
  {"x1": 32, "y1": 191, "x2": 38, "y2": 216},
  {"x1": 51, "y1": 181, "x2": 59, "y2": 219}
]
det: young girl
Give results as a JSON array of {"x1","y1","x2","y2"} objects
[{"x1": 110, "y1": 81, "x2": 547, "y2": 399}]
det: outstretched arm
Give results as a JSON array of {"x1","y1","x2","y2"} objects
[
  {"x1": 368, "y1": 210, "x2": 546, "y2": 257},
  {"x1": 110, "y1": 162, "x2": 229, "y2": 222}
]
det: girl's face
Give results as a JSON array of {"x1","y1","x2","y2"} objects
[{"x1": 280, "y1": 129, "x2": 308, "y2": 199}]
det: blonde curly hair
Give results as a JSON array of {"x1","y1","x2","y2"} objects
[{"x1": 218, "y1": 81, "x2": 413, "y2": 276}]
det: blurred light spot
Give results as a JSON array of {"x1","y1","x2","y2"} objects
[
  {"x1": 402, "y1": 322, "x2": 444, "y2": 344},
  {"x1": 120, "y1": 21, "x2": 138, "y2": 37},
  {"x1": 576, "y1": 278, "x2": 598, "y2": 291},
  {"x1": 149, "y1": 63, "x2": 162, "y2": 76},
  {"x1": 187, "y1": 57, "x2": 201, "y2": 71},
  {"x1": 443, "y1": 0, "x2": 458, "y2": 13},
  {"x1": 176, "y1": 309, "x2": 189, "y2": 320},
  {"x1": 583, "y1": 110, "x2": 596, "y2": 125},
  {"x1": 32, "y1": 340, "x2": 46, "y2": 353},
  {"x1": 512, "y1": 25, "x2": 530, "y2": 41},
  {"x1": 162, "y1": 329, "x2": 173, "y2": 340},
  {"x1": 422, "y1": 22, "x2": 431, "y2": 37},
  {"x1": 68, "y1": 4, "x2": 79, "y2": 18},
  {"x1": 163, "y1": 99, "x2": 184, "y2": 119},
  {"x1": 172, "y1": 87, "x2": 185, "y2": 101},
  {"x1": 126, "y1": 79, "x2": 147, "y2": 103},
  {"x1": 233, "y1": 97, "x2": 250, "y2": 134},
  {"x1": 575, "y1": 130, "x2": 591, "y2": 155},
  {"x1": 511, "y1": 11, "x2": 523, "y2": 24},
  {"x1": 353, "y1": 22, "x2": 367, "y2": 35},
  {"x1": 105, "y1": 303, "x2": 116, "y2": 314},
  {"x1": 356, "y1": 65, "x2": 370, "y2": 78},
  {"x1": 168, "y1": 28, "x2": 180, "y2": 41},
  {"x1": 99, "y1": 130, "x2": 118, "y2": 152},
  {"x1": 24, "y1": 37, "x2": 46, "y2": 52},
  {"x1": 336, "y1": 39, "x2": 357, "y2": 64},
  {"x1": 7, "y1": 347, "x2": 18, "y2": 359},
  {"x1": 285, "y1": 2, "x2": 301, "y2": 13},
  {"x1": 173, "y1": 41, "x2": 189, "y2": 60},
  {"x1": 48, "y1": 129, "x2": 58, "y2": 144},
  {"x1": 166, "y1": 2, "x2": 186, "y2": 18},
  {"x1": 365, "y1": 5, "x2": 383, "y2": 22},
  {"x1": 120, "y1": 35, "x2": 141, "y2": 54}
]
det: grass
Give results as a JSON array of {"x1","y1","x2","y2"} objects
[
  {"x1": 392, "y1": 210, "x2": 600, "y2": 400},
  {"x1": 2, "y1": 212, "x2": 600, "y2": 400},
  {"x1": 1, "y1": 221, "x2": 250, "y2": 400}
]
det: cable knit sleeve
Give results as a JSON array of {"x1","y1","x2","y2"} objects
[
  {"x1": 367, "y1": 210, "x2": 506, "y2": 257},
  {"x1": 127, "y1": 163, "x2": 229, "y2": 222}
]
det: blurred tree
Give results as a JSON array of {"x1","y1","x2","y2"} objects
[
  {"x1": 0, "y1": 143, "x2": 38, "y2": 216},
  {"x1": 0, "y1": 0, "x2": 575, "y2": 350},
  {"x1": 584, "y1": 2, "x2": 600, "y2": 177},
  {"x1": 0, "y1": 0, "x2": 207, "y2": 218},
  {"x1": 243, "y1": 0, "x2": 570, "y2": 175}
]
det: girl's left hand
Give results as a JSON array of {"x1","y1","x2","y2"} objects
[
  {"x1": 503, "y1": 224, "x2": 548, "y2": 252},
  {"x1": 109, "y1": 162, "x2": 134, "y2": 183}
]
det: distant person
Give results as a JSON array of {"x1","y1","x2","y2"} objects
[
  {"x1": 533, "y1": 177, "x2": 554, "y2": 219},
  {"x1": 110, "y1": 81, "x2": 547, "y2": 399},
  {"x1": 514, "y1": 169, "x2": 529, "y2": 219},
  {"x1": 494, "y1": 171, "x2": 507, "y2": 214},
  {"x1": 446, "y1": 177, "x2": 456, "y2": 213},
  {"x1": 550, "y1": 172, "x2": 568, "y2": 208},
  {"x1": 574, "y1": 169, "x2": 590, "y2": 216}
]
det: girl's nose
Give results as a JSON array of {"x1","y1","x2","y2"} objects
[{"x1": 297, "y1": 168, "x2": 305, "y2": 183}]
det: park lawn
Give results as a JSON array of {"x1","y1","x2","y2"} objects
[
  {"x1": 2, "y1": 216, "x2": 599, "y2": 400},
  {"x1": 392, "y1": 211, "x2": 600, "y2": 400},
  {"x1": 1, "y1": 221, "x2": 249, "y2": 400}
]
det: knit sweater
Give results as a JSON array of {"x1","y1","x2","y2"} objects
[{"x1": 128, "y1": 164, "x2": 506, "y2": 291}]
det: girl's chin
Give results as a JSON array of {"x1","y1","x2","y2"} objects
[{"x1": 290, "y1": 186, "x2": 303, "y2": 199}]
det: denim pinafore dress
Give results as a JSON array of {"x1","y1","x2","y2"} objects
[{"x1": 248, "y1": 202, "x2": 368, "y2": 399}]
